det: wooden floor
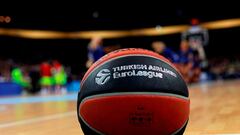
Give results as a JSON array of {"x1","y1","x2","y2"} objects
[{"x1": 1, "y1": 80, "x2": 240, "y2": 135}]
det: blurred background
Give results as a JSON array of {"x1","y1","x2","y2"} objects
[
  {"x1": 0, "y1": 6, "x2": 240, "y2": 135},
  {"x1": 0, "y1": 8, "x2": 240, "y2": 96}
]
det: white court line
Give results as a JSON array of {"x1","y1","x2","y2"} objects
[{"x1": 0, "y1": 111, "x2": 75, "y2": 128}]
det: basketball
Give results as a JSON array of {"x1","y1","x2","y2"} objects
[{"x1": 77, "y1": 48, "x2": 190, "y2": 135}]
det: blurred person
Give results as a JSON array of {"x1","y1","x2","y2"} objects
[
  {"x1": 0, "y1": 60, "x2": 5, "y2": 82},
  {"x1": 182, "y1": 18, "x2": 209, "y2": 63},
  {"x1": 22, "y1": 66, "x2": 32, "y2": 92},
  {"x1": 151, "y1": 41, "x2": 179, "y2": 63},
  {"x1": 40, "y1": 62, "x2": 54, "y2": 95},
  {"x1": 86, "y1": 37, "x2": 105, "y2": 68},
  {"x1": 29, "y1": 65, "x2": 41, "y2": 94},
  {"x1": 0, "y1": 59, "x2": 13, "y2": 82},
  {"x1": 0, "y1": 73, "x2": 4, "y2": 82},
  {"x1": 178, "y1": 40, "x2": 201, "y2": 83},
  {"x1": 209, "y1": 58, "x2": 229, "y2": 80},
  {"x1": 52, "y1": 60, "x2": 67, "y2": 94},
  {"x1": 11, "y1": 66, "x2": 31, "y2": 89}
]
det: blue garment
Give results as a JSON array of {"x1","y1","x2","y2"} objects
[
  {"x1": 88, "y1": 46, "x2": 105, "y2": 62},
  {"x1": 66, "y1": 80, "x2": 80, "y2": 92},
  {"x1": 161, "y1": 48, "x2": 179, "y2": 63},
  {"x1": 178, "y1": 49, "x2": 194, "y2": 64},
  {"x1": 178, "y1": 49, "x2": 200, "y2": 68}
]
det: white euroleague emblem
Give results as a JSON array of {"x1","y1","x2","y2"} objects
[{"x1": 95, "y1": 69, "x2": 111, "y2": 85}]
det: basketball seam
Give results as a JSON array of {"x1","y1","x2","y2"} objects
[
  {"x1": 171, "y1": 119, "x2": 189, "y2": 135},
  {"x1": 81, "y1": 54, "x2": 182, "y2": 87},
  {"x1": 79, "y1": 114, "x2": 105, "y2": 135},
  {"x1": 80, "y1": 92, "x2": 189, "y2": 104}
]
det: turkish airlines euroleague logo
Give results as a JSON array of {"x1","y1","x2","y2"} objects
[
  {"x1": 95, "y1": 69, "x2": 111, "y2": 85},
  {"x1": 95, "y1": 64, "x2": 177, "y2": 85}
]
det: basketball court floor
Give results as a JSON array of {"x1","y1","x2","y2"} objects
[{"x1": 0, "y1": 79, "x2": 240, "y2": 135}]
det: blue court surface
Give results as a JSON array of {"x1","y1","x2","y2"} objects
[{"x1": 0, "y1": 93, "x2": 78, "y2": 105}]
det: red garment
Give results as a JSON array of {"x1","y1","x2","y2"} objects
[
  {"x1": 53, "y1": 61, "x2": 62, "y2": 70},
  {"x1": 40, "y1": 63, "x2": 52, "y2": 76}
]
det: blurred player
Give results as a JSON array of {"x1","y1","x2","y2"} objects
[
  {"x1": 11, "y1": 66, "x2": 31, "y2": 90},
  {"x1": 182, "y1": 18, "x2": 209, "y2": 62},
  {"x1": 52, "y1": 60, "x2": 67, "y2": 94},
  {"x1": 151, "y1": 41, "x2": 179, "y2": 63},
  {"x1": 29, "y1": 65, "x2": 41, "y2": 94},
  {"x1": 178, "y1": 40, "x2": 201, "y2": 83},
  {"x1": 86, "y1": 37, "x2": 105, "y2": 68},
  {"x1": 40, "y1": 61, "x2": 53, "y2": 95}
]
